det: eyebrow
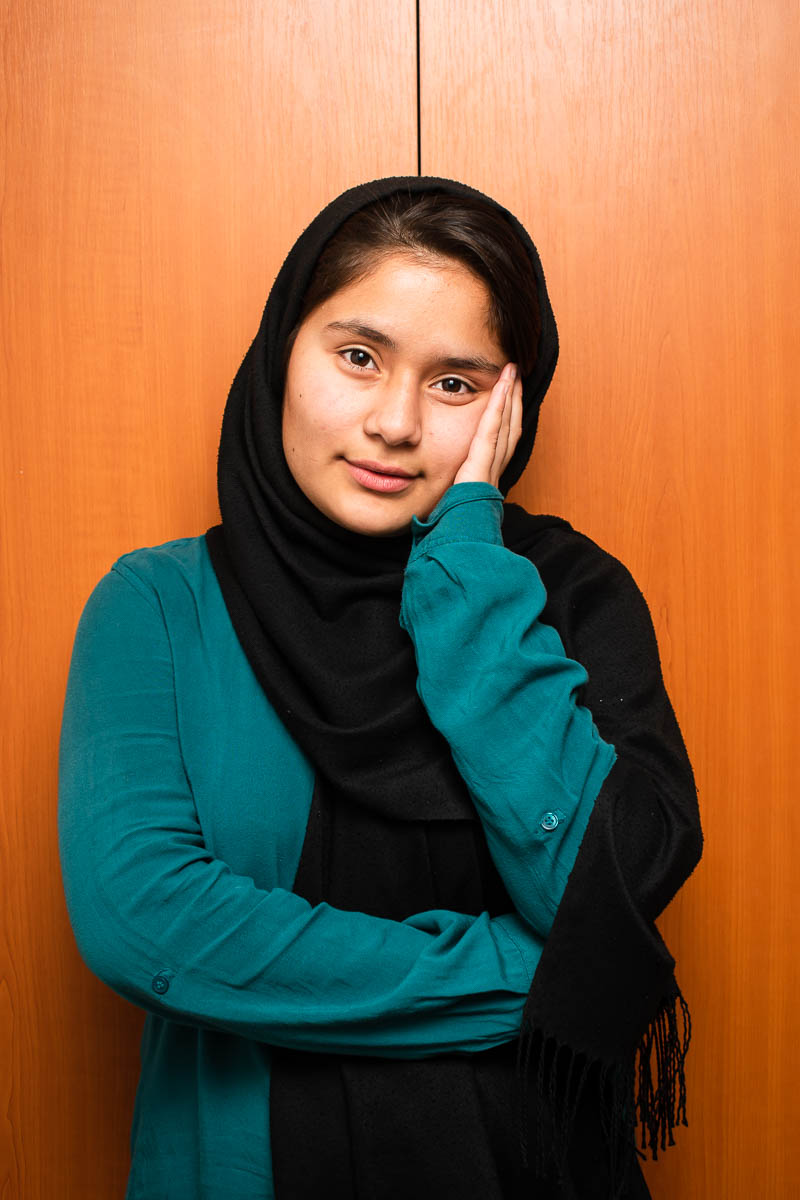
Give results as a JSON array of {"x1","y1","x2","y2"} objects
[{"x1": 323, "y1": 320, "x2": 503, "y2": 376}]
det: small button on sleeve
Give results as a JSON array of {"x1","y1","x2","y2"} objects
[{"x1": 151, "y1": 972, "x2": 171, "y2": 995}]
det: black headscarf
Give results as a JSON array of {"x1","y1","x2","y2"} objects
[
  {"x1": 206, "y1": 175, "x2": 559, "y2": 822},
  {"x1": 206, "y1": 176, "x2": 702, "y2": 1199}
]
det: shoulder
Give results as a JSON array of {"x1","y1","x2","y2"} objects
[
  {"x1": 503, "y1": 503, "x2": 644, "y2": 604},
  {"x1": 106, "y1": 535, "x2": 215, "y2": 607},
  {"x1": 113, "y1": 534, "x2": 211, "y2": 585},
  {"x1": 502, "y1": 505, "x2": 659, "y2": 668},
  {"x1": 75, "y1": 536, "x2": 219, "y2": 637}
]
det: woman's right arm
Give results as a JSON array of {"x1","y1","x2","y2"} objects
[{"x1": 59, "y1": 567, "x2": 541, "y2": 1058}]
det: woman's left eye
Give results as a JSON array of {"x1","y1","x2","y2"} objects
[
  {"x1": 433, "y1": 377, "x2": 475, "y2": 396},
  {"x1": 340, "y1": 348, "x2": 376, "y2": 371}
]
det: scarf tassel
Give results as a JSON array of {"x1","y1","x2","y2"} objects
[{"x1": 515, "y1": 983, "x2": 692, "y2": 1197}]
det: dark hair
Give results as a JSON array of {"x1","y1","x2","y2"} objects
[{"x1": 282, "y1": 190, "x2": 541, "y2": 378}]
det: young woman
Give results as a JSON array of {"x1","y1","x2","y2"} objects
[{"x1": 59, "y1": 176, "x2": 702, "y2": 1199}]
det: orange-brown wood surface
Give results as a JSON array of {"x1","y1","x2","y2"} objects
[
  {"x1": 421, "y1": 0, "x2": 800, "y2": 1195},
  {"x1": 1, "y1": 1, "x2": 416, "y2": 1195},
  {"x1": 2, "y1": 0, "x2": 798, "y2": 1194}
]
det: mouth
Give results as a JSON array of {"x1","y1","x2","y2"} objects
[{"x1": 344, "y1": 459, "x2": 419, "y2": 494}]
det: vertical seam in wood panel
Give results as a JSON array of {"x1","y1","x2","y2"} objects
[{"x1": 415, "y1": 0, "x2": 421, "y2": 174}]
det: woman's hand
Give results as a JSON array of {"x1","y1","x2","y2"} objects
[{"x1": 453, "y1": 363, "x2": 522, "y2": 488}]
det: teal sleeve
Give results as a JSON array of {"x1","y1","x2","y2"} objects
[
  {"x1": 399, "y1": 482, "x2": 618, "y2": 939},
  {"x1": 58, "y1": 566, "x2": 544, "y2": 1058}
]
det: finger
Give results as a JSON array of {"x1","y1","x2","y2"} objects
[
  {"x1": 453, "y1": 364, "x2": 513, "y2": 485},
  {"x1": 492, "y1": 366, "x2": 517, "y2": 482},
  {"x1": 501, "y1": 372, "x2": 523, "y2": 473},
  {"x1": 471, "y1": 381, "x2": 506, "y2": 479},
  {"x1": 492, "y1": 394, "x2": 510, "y2": 481}
]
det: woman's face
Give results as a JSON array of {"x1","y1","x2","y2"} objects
[{"x1": 281, "y1": 253, "x2": 508, "y2": 536}]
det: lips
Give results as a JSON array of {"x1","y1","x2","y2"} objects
[
  {"x1": 345, "y1": 459, "x2": 418, "y2": 493},
  {"x1": 348, "y1": 459, "x2": 415, "y2": 478}
]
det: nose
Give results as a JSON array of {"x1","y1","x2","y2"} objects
[{"x1": 363, "y1": 373, "x2": 422, "y2": 446}]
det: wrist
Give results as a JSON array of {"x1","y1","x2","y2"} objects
[{"x1": 408, "y1": 483, "x2": 504, "y2": 558}]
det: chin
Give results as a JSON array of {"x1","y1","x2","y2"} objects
[
  {"x1": 327, "y1": 501, "x2": 414, "y2": 538},
  {"x1": 342, "y1": 516, "x2": 412, "y2": 538}
]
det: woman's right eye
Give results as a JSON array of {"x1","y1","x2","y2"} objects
[{"x1": 340, "y1": 348, "x2": 376, "y2": 371}]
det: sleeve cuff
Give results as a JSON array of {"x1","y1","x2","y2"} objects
[{"x1": 409, "y1": 482, "x2": 504, "y2": 558}]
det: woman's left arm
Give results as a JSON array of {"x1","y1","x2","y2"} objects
[
  {"x1": 399, "y1": 482, "x2": 701, "y2": 940},
  {"x1": 400, "y1": 483, "x2": 616, "y2": 938}
]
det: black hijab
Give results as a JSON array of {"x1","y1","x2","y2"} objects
[
  {"x1": 206, "y1": 176, "x2": 701, "y2": 1199},
  {"x1": 205, "y1": 175, "x2": 560, "y2": 822}
]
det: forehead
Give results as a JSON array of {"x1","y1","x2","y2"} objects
[{"x1": 313, "y1": 253, "x2": 501, "y2": 353}]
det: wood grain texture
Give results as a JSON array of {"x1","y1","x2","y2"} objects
[
  {"x1": 0, "y1": 1, "x2": 416, "y2": 1194},
  {"x1": 4, "y1": 0, "x2": 798, "y2": 1194},
  {"x1": 421, "y1": 0, "x2": 799, "y2": 1195}
]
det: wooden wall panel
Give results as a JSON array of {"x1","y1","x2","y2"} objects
[
  {"x1": 0, "y1": 2, "x2": 416, "y2": 1195},
  {"x1": 4, "y1": 0, "x2": 797, "y2": 1194},
  {"x1": 421, "y1": 1, "x2": 799, "y2": 1196}
]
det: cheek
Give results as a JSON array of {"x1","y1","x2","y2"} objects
[
  {"x1": 280, "y1": 395, "x2": 304, "y2": 464},
  {"x1": 285, "y1": 360, "x2": 365, "y2": 434},
  {"x1": 425, "y1": 406, "x2": 484, "y2": 473},
  {"x1": 283, "y1": 386, "x2": 346, "y2": 452}
]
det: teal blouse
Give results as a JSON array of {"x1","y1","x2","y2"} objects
[{"x1": 59, "y1": 483, "x2": 616, "y2": 1199}]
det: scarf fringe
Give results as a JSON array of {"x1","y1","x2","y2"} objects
[{"x1": 515, "y1": 982, "x2": 692, "y2": 1197}]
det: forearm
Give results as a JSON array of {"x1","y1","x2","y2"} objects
[
  {"x1": 59, "y1": 565, "x2": 543, "y2": 1057},
  {"x1": 400, "y1": 483, "x2": 617, "y2": 937},
  {"x1": 61, "y1": 832, "x2": 540, "y2": 1057}
]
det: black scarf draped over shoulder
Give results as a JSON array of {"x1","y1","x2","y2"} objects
[{"x1": 205, "y1": 176, "x2": 702, "y2": 1199}]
